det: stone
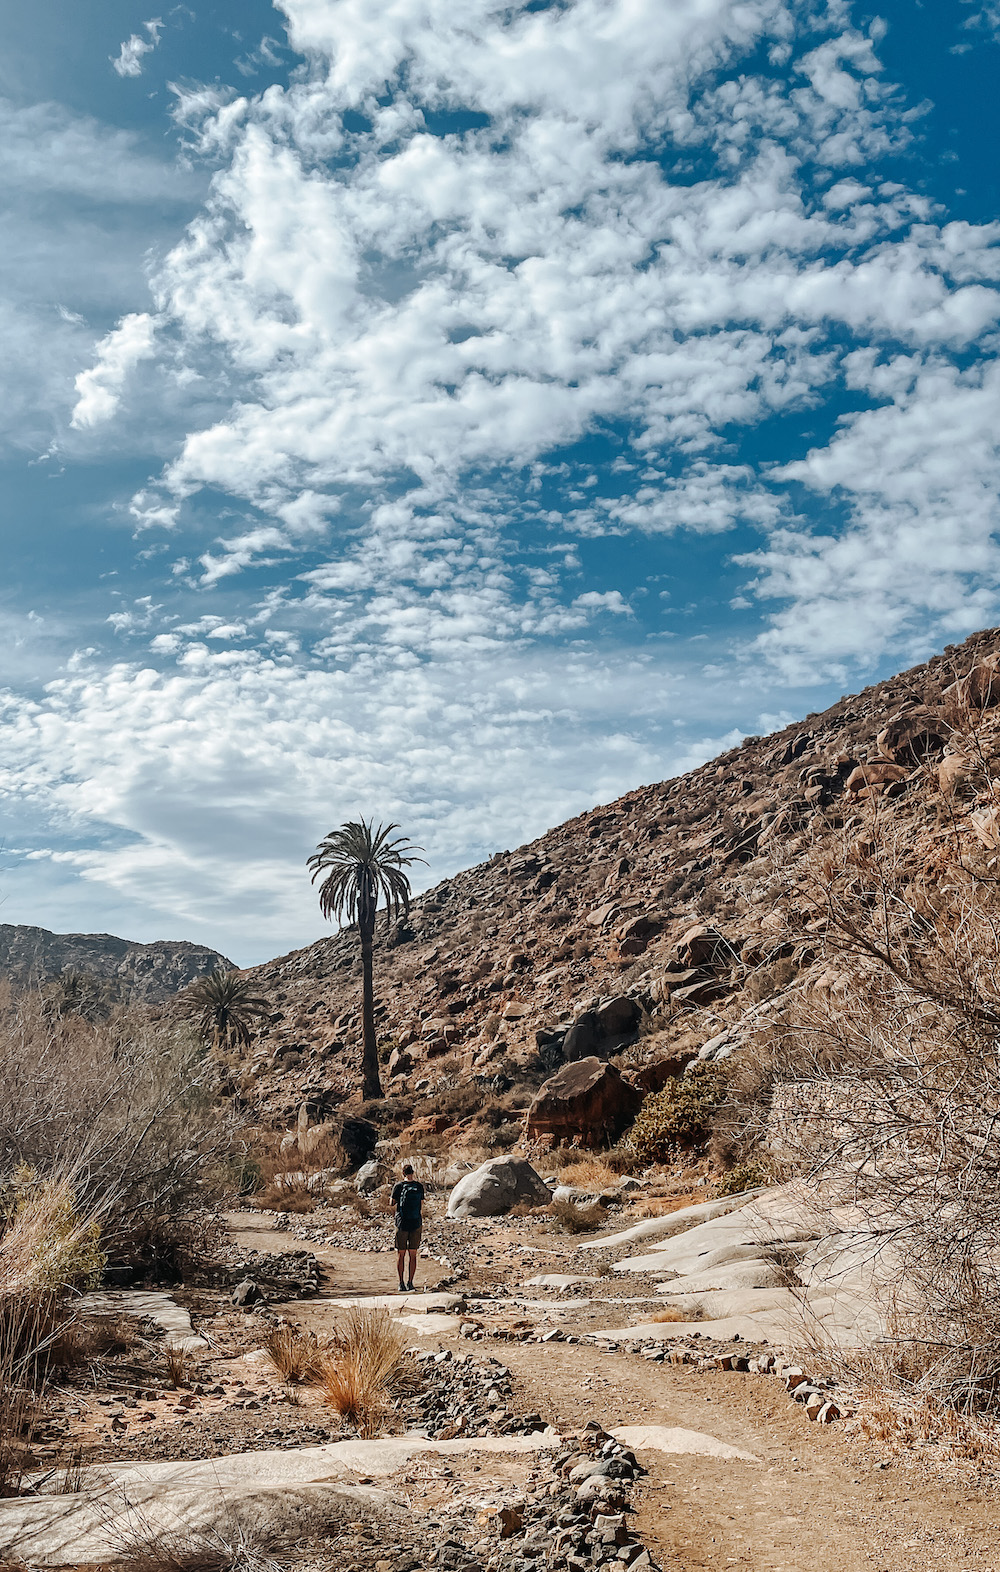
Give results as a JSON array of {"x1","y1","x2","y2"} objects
[
  {"x1": 232, "y1": 1279, "x2": 262, "y2": 1308},
  {"x1": 498, "y1": 1506, "x2": 524, "y2": 1538},
  {"x1": 876, "y1": 708, "x2": 949, "y2": 765},
  {"x1": 670, "y1": 979, "x2": 728, "y2": 1007},
  {"x1": 562, "y1": 1013, "x2": 602, "y2": 1062},
  {"x1": 594, "y1": 996, "x2": 640, "y2": 1037},
  {"x1": 937, "y1": 752, "x2": 973, "y2": 796},
  {"x1": 447, "y1": 1156, "x2": 552, "y2": 1218},
  {"x1": 958, "y1": 652, "x2": 1000, "y2": 711},
  {"x1": 675, "y1": 925, "x2": 729, "y2": 968},
  {"x1": 525, "y1": 1057, "x2": 643, "y2": 1147},
  {"x1": 845, "y1": 762, "x2": 908, "y2": 794},
  {"x1": 388, "y1": 1047, "x2": 412, "y2": 1078}
]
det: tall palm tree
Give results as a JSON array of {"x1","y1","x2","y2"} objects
[
  {"x1": 186, "y1": 970, "x2": 271, "y2": 1052},
  {"x1": 307, "y1": 818, "x2": 425, "y2": 1100}
]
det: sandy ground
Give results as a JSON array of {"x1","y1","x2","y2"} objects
[
  {"x1": 240, "y1": 1212, "x2": 1000, "y2": 1572},
  {"x1": 17, "y1": 1204, "x2": 1000, "y2": 1570}
]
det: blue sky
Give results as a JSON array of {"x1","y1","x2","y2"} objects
[{"x1": 2, "y1": 0, "x2": 1000, "y2": 964}]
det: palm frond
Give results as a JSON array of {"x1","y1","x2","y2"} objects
[
  {"x1": 307, "y1": 817, "x2": 425, "y2": 927},
  {"x1": 183, "y1": 970, "x2": 270, "y2": 1050}
]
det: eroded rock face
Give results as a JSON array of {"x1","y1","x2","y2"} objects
[
  {"x1": 525, "y1": 1057, "x2": 643, "y2": 1148},
  {"x1": 447, "y1": 1156, "x2": 552, "y2": 1217}
]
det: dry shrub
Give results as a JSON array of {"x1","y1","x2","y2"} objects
[
  {"x1": 262, "y1": 1325, "x2": 327, "y2": 1384},
  {"x1": 620, "y1": 1064, "x2": 728, "y2": 1165},
  {"x1": 0, "y1": 984, "x2": 236, "y2": 1275},
  {"x1": 548, "y1": 1199, "x2": 607, "y2": 1234},
  {"x1": 318, "y1": 1307, "x2": 406, "y2": 1436},
  {"x1": 735, "y1": 800, "x2": 1000, "y2": 1417}
]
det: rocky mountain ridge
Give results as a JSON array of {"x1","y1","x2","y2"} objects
[
  {"x1": 235, "y1": 625, "x2": 1000, "y2": 1138},
  {"x1": 0, "y1": 923, "x2": 233, "y2": 1004}
]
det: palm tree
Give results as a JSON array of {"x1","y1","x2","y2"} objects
[
  {"x1": 307, "y1": 818, "x2": 425, "y2": 1100},
  {"x1": 186, "y1": 970, "x2": 271, "y2": 1052}
]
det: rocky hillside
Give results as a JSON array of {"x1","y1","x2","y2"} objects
[
  {"x1": 235, "y1": 626, "x2": 1000, "y2": 1136},
  {"x1": 0, "y1": 923, "x2": 233, "y2": 1004}
]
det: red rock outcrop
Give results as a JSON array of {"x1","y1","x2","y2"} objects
[{"x1": 525, "y1": 1057, "x2": 643, "y2": 1147}]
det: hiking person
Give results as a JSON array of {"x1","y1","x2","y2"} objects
[{"x1": 391, "y1": 1161, "x2": 425, "y2": 1293}]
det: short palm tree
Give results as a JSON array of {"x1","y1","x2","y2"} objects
[
  {"x1": 307, "y1": 819, "x2": 425, "y2": 1100},
  {"x1": 186, "y1": 970, "x2": 271, "y2": 1052}
]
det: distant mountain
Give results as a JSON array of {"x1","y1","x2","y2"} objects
[{"x1": 0, "y1": 924, "x2": 234, "y2": 1004}]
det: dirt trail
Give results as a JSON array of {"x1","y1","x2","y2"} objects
[{"x1": 237, "y1": 1215, "x2": 1000, "y2": 1572}]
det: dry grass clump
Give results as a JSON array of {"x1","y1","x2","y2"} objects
[
  {"x1": 548, "y1": 1199, "x2": 607, "y2": 1234},
  {"x1": 318, "y1": 1307, "x2": 406, "y2": 1436},
  {"x1": 632, "y1": 1193, "x2": 701, "y2": 1219},
  {"x1": 164, "y1": 1344, "x2": 191, "y2": 1390},
  {"x1": 261, "y1": 1325, "x2": 327, "y2": 1385},
  {"x1": 650, "y1": 1304, "x2": 705, "y2": 1323},
  {"x1": 552, "y1": 1157, "x2": 621, "y2": 1190},
  {"x1": 94, "y1": 1519, "x2": 285, "y2": 1572},
  {"x1": 0, "y1": 1173, "x2": 110, "y2": 1495}
]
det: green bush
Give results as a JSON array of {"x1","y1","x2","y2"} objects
[
  {"x1": 711, "y1": 1157, "x2": 777, "y2": 1197},
  {"x1": 622, "y1": 1063, "x2": 727, "y2": 1164}
]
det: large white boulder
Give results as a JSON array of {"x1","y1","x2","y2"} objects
[{"x1": 447, "y1": 1156, "x2": 552, "y2": 1218}]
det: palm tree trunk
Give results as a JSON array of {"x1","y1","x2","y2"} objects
[{"x1": 359, "y1": 914, "x2": 383, "y2": 1101}]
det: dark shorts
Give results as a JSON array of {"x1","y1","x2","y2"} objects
[{"x1": 395, "y1": 1226, "x2": 422, "y2": 1251}]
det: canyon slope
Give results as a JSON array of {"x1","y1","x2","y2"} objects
[{"x1": 237, "y1": 625, "x2": 1000, "y2": 1134}]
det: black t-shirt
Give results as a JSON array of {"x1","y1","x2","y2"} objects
[{"x1": 391, "y1": 1179, "x2": 425, "y2": 1229}]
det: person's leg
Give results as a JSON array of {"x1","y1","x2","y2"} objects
[
  {"x1": 406, "y1": 1247, "x2": 417, "y2": 1290},
  {"x1": 396, "y1": 1244, "x2": 407, "y2": 1290}
]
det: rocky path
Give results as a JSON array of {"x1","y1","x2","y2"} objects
[
  {"x1": 9, "y1": 1211, "x2": 1000, "y2": 1570},
  {"x1": 238, "y1": 1214, "x2": 1000, "y2": 1572}
]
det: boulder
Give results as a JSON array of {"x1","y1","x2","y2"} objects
[
  {"x1": 876, "y1": 709, "x2": 949, "y2": 765},
  {"x1": 676, "y1": 925, "x2": 730, "y2": 969},
  {"x1": 291, "y1": 1114, "x2": 377, "y2": 1170},
  {"x1": 525, "y1": 1057, "x2": 643, "y2": 1148},
  {"x1": 845, "y1": 762, "x2": 908, "y2": 795},
  {"x1": 595, "y1": 996, "x2": 641, "y2": 1037},
  {"x1": 354, "y1": 1159, "x2": 381, "y2": 1195},
  {"x1": 562, "y1": 1012, "x2": 602, "y2": 1062},
  {"x1": 447, "y1": 1156, "x2": 552, "y2": 1218},
  {"x1": 958, "y1": 653, "x2": 1000, "y2": 711},
  {"x1": 232, "y1": 1278, "x2": 263, "y2": 1308}
]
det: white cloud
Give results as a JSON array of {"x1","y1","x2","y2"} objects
[
  {"x1": 742, "y1": 355, "x2": 1000, "y2": 676},
  {"x1": 0, "y1": 644, "x2": 748, "y2": 961},
  {"x1": 112, "y1": 20, "x2": 163, "y2": 79},
  {"x1": 71, "y1": 313, "x2": 157, "y2": 429},
  {"x1": 6, "y1": 0, "x2": 1000, "y2": 953}
]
